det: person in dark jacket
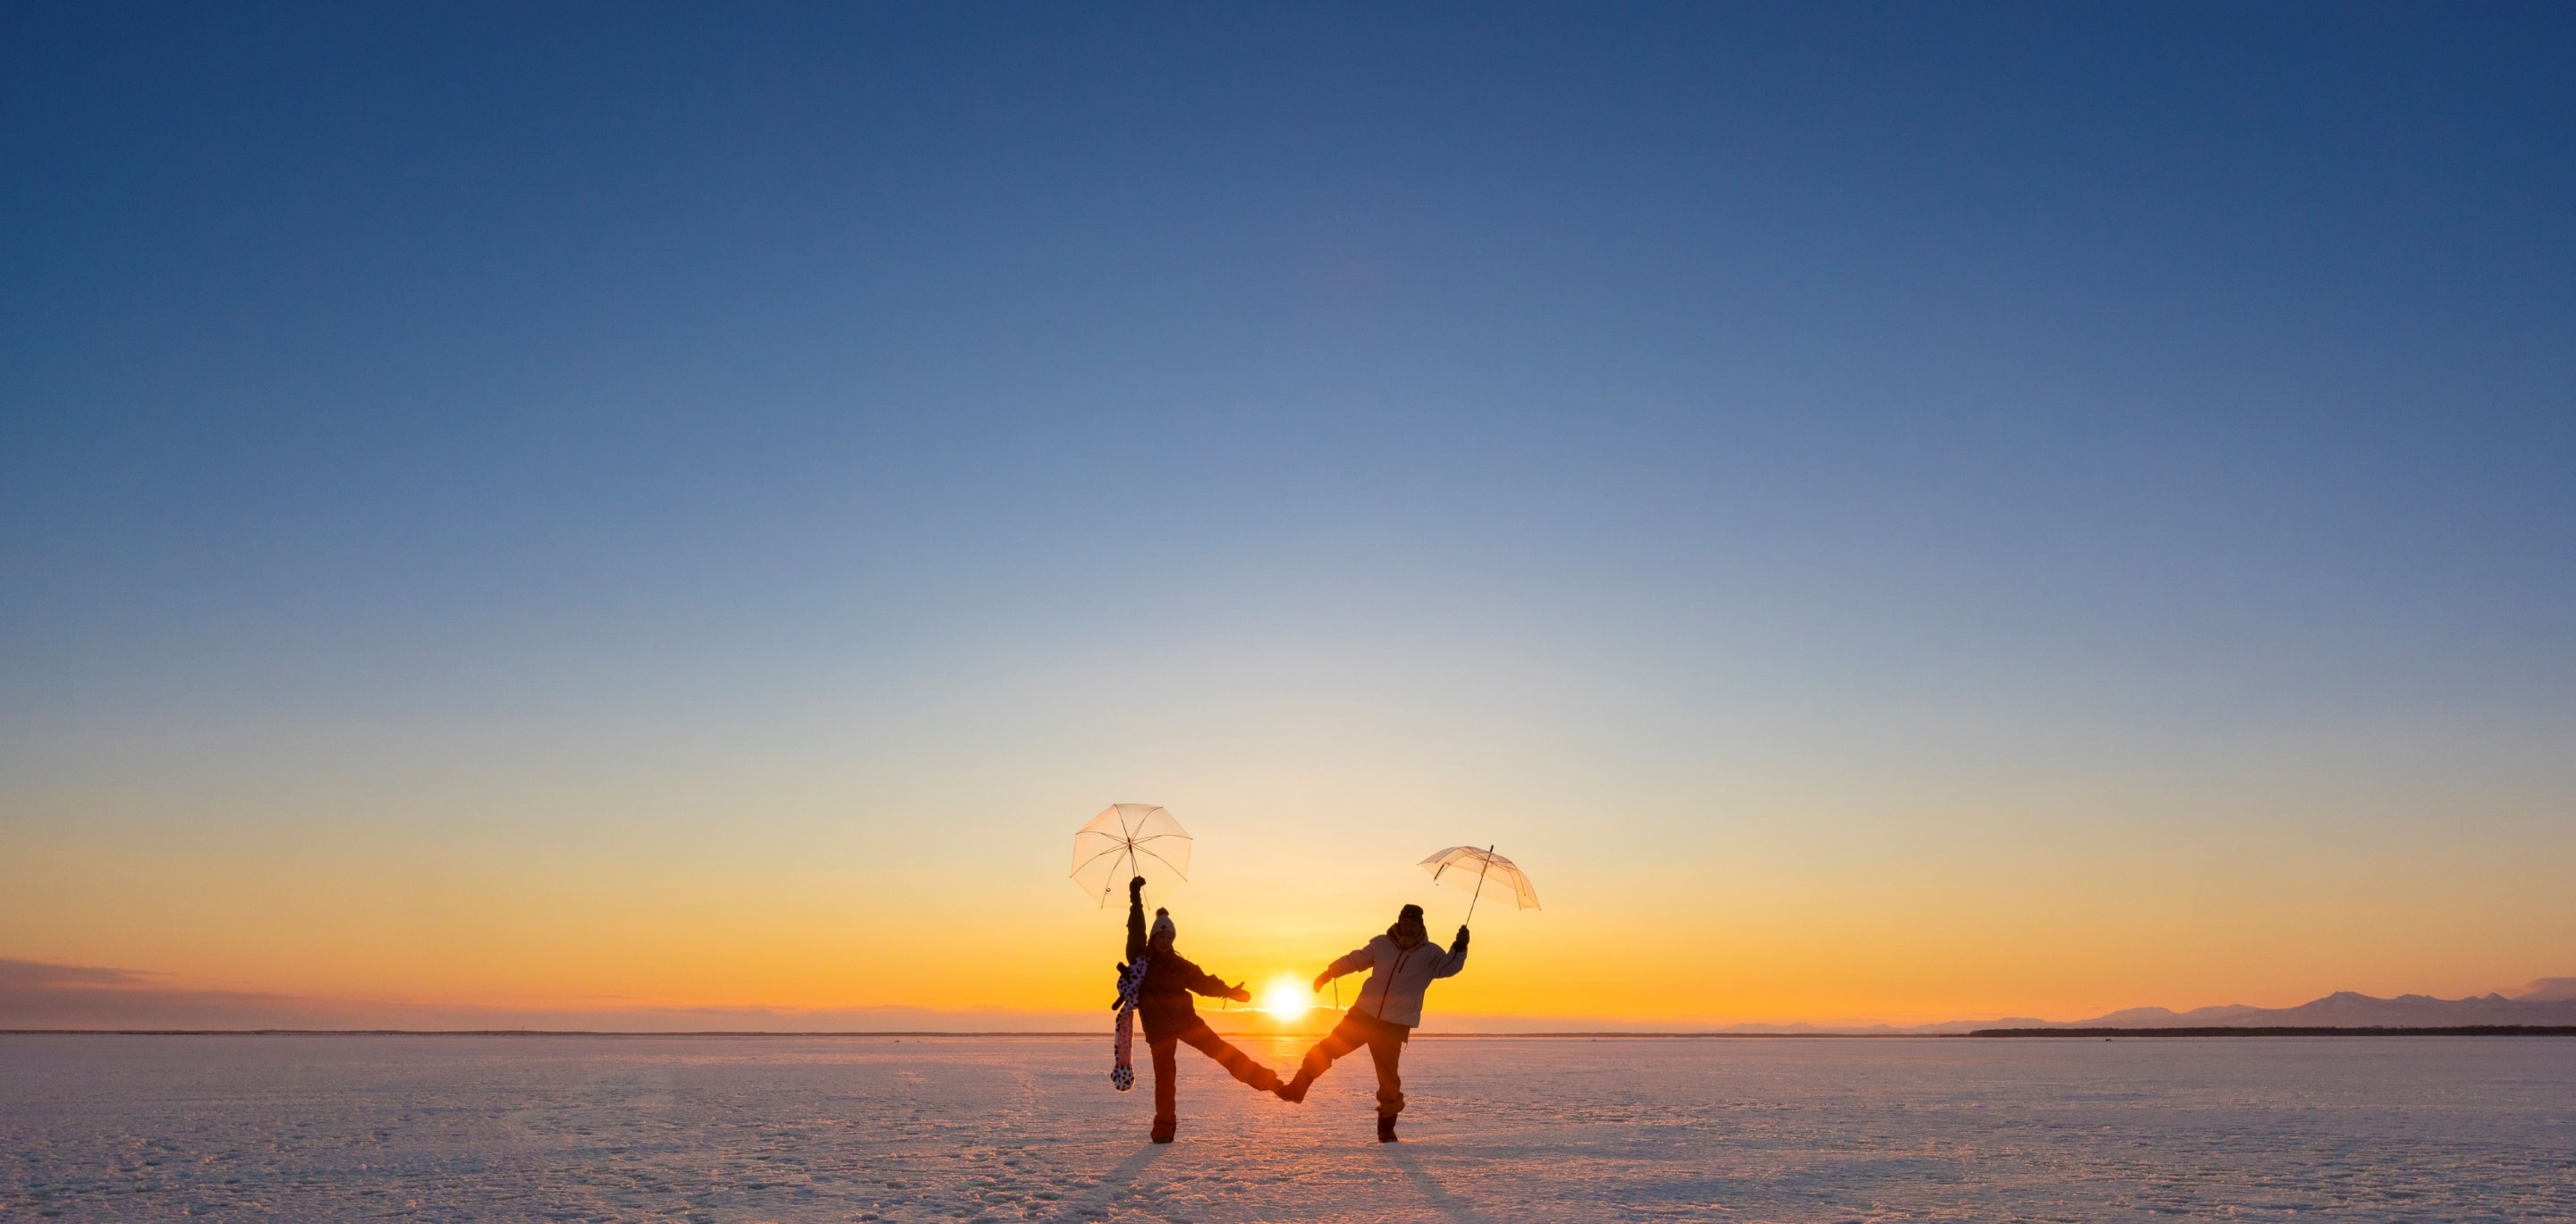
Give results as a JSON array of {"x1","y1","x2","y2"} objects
[
  {"x1": 1119, "y1": 876, "x2": 1281, "y2": 1143},
  {"x1": 1273, "y1": 903, "x2": 1468, "y2": 1143}
]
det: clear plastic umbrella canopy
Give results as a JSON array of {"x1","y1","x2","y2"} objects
[
  {"x1": 1419, "y1": 846, "x2": 1540, "y2": 921},
  {"x1": 1071, "y1": 803, "x2": 1193, "y2": 907}
]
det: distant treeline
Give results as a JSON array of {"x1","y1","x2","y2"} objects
[{"x1": 1969, "y1": 1025, "x2": 2576, "y2": 1038}]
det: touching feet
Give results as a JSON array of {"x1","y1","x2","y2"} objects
[{"x1": 1273, "y1": 1071, "x2": 1313, "y2": 1103}]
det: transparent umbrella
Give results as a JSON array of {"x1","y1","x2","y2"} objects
[
  {"x1": 1071, "y1": 803, "x2": 1193, "y2": 907},
  {"x1": 1419, "y1": 845, "x2": 1539, "y2": 923}
]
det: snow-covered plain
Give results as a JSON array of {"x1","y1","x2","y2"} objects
[{"x1": 3, "y1": 1033, "x2": 2571, "y2": 1221}]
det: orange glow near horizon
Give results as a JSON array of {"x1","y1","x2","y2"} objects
[{"x1": 6, "y1": 778, "x2": 2576, "y2": 1030}]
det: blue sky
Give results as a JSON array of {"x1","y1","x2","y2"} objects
[{"x1": 4, "y1": 3, "x2": 2572, "y2": 1023}]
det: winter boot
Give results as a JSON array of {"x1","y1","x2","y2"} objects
[
  {"x1": 1150, "y1": 1118, "x2": 1175, "y2": 1144},
  {"x1": 1377, "y1": 1114, "x2": 1398, "y2": 1143}
]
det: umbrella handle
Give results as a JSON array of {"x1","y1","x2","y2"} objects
[{"x1": 1463, "y1": 844, "x2": 1495, "y2": 927}]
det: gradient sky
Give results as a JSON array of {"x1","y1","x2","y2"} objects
[{"x1": 4, "y1": 3, "x2": 2572, "y2": 1029}]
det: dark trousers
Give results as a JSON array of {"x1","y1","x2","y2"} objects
[
  {"x1": 1296, "y1": 1008, "x2": 1409, "y2": 1117},
  {"x1": 1149, "y1": 1019, "x2": 1275, "y2": 1126}
]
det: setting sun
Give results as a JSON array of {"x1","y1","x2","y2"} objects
[{"x1": 1259, "y1": 978, "x2": 1311, "y2": 1021}]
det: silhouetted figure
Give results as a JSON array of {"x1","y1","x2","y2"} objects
[
  {"x1": 1119, "y1": 876, "x2": 1280, "y2": 1143},
  {"x1": 1275, "y1": 903, "x2": 1469, "y2": 1142}
]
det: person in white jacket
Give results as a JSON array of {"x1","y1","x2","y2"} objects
[{"x1": 1273, "y1": 903, "x2": 1469, "y2": 1142}]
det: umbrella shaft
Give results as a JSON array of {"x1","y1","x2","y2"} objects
[{"x1": 1463, "y1": 844, "x2": 1495, "y2": 925}]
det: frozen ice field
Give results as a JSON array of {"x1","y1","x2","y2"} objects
[{"x1": 3, "y1": 1033, "x2": 2572, "y2": 1222}]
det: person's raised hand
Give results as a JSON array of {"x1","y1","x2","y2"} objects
[
  {"x1": 1455, "y1": 925, "x2": 1471, "y2": 947},
  {"x1": 1129, "y1": 876, "x2": 1146, "y2": 899}
]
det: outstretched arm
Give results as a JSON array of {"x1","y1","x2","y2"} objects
[
  {"x1": 1186, "y1": 965, "x2": 1250, "y2": 1003},
  {"x1": 1311, "y1": 946, "x2": 1373, "y2": 991},
  {"x1": 1123, "y1": 878, "x2": 1148, "y2": 962}
]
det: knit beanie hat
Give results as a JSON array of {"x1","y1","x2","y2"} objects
[
  {"x1": 1389, "y1": 904, "x2": 1427, "y2": 939},
  {"x1": 1150, "y1": 908, "x2": 1175, "y2": 943}
]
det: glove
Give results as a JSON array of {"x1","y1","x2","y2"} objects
[
  {"x1": 1312, "y1": 971, "x2": 1333, "y2": 993},
  {"x1": 1228, "y1": 982, "x2": 1251, "y2": 1004},
  {"x1": 1454, "y1": 926, "x2": 1470, "y2": 948},
  {"x1": 1129, "y1": 876, "x2": 1146, "y2": 899}
]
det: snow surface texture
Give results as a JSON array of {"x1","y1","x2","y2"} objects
[{"x1": 3, "y1": 1033, "x2": 2572, "y2": 1221}]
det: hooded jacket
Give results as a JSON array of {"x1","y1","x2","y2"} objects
[
  {"x1": 1327, "y1": 931, "x2": 1468, "y2": 1029},
  {"x1": 1123, "y1": 895, "x2": 1237, "y2": 1041}
]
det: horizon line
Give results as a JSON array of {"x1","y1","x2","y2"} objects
[
  {"x1": 11, "y1": 1027, "x2": 2574, "y2": 1039},
  {"x1": 0, "y1": 1028, "x2": 1920, "y2": 1039}
]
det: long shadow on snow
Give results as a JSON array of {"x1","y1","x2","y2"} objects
[
  {"x1": 1071, "y1": 1143, "x2": 1168, "y2": 1216},
  {"x1": 1382, "y1": 1145, "x2": 1494, "y2": 1224}
]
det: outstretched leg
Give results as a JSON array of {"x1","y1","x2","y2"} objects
[
  {"x1": 1176, "y1": 1021, "x2": 1282, "y2": 1092},
  {"x1": 1148, "y1": 1037, "x2": 1179, "y2": 1143},
  {"x1": 1276, "y1": 1010, "x2": 1393, "y2": 1103},
  {"x1": 1276, "y1": 1021, "x2": 1357, "y2": 1101}
]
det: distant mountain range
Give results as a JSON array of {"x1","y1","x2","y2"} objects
[
  {"x1": 1913, "y1": 978, "x2": 2576, "y2": 1034},
  {"x1": 1665, "y1": 979, "x2": 2576, "y2": 1036}
]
